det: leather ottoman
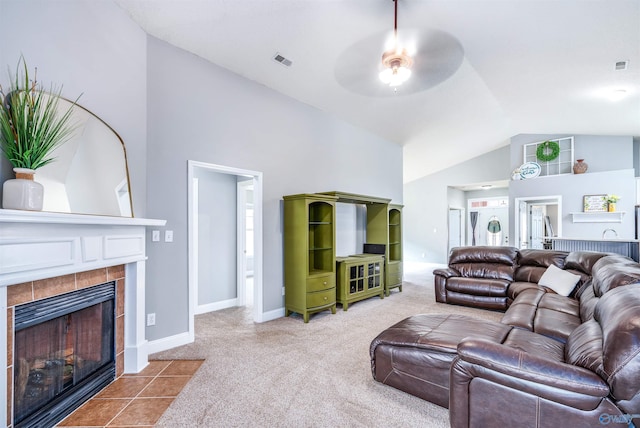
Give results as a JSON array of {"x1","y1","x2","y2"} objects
[{"x1": 370, "y1": 314, "x2": 512, "y2": 408}]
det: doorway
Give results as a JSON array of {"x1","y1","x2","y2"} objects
[
  {"x1": 514, "y1": 195, "x2": 562, "y2": 249},
  {"x1": 187, "y1": 161, "x2": 264, "y2": 335},
  {"x1": 448, "y1": 207, "x2": 464, "y2": 253}
]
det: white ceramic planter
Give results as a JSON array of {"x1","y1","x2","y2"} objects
[{"x1": 2, "y1": 168, "x2": 44, "y2": 211}]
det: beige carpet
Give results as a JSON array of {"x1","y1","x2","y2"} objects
[{"x1": 152, "y1": 271, "x2": 502, "y2": 427}]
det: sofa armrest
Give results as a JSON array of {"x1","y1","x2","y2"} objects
[
  {"x1": 452, "y1": 338, "x2": 608, "y2": 408},
  {"x1": 433, "y1": 267, "x2": 459, "y2": 278}
]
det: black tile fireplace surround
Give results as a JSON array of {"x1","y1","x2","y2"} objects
[{"x1": 13, "y1": 282, "x2": 116, "y2": 428}]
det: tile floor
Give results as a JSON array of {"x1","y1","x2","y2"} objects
[{"x1": 57, "y1": 360, "x2": 204, "y2": 427}]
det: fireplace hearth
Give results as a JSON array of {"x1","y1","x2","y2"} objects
[{"x1": 13, "y1": 282, "x2": 116, "y2": 428}]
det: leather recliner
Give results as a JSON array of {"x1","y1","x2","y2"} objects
[{"x1": 450, "y1": 284, "x2": 640, "y2": 428}]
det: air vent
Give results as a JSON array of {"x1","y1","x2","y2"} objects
[
  {"x1": 615, "y1": 60, "x2": 629, "y2": 71},
  {"x1": 273, "y1": 53, "x2": 293, "y2": 67}
]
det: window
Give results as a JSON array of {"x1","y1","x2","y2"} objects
[{"x1": 523, "y1": 137, "x2": 574, "y2": 177}]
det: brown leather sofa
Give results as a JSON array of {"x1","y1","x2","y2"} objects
[
  {"x1": 450, "y1": 284, "x2": 640, "y2": 427},
  {"x1": 433, "y1": 246, "x2": 600, "y2": 311},
  {"x1": 371, "y1": 246, "x2": 640, "y2": 427}
]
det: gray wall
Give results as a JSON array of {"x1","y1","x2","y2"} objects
[
  {"x1": 404, "y1": 145, "x2": 511, "y2": 263},
  {"x1": 510, "y1": 134, "x2": 633, "y2": 173},
  {"x1": 0, "y1": 0, "x2": 148, "y2": 216},
  {"x1": 509, "y1": 134, "x2": 636, "y2": 240},
  {"x1": 0, "y1": 2, "x2": 402, "y2": 343},
  {"x1": 145, "y1": 37, "x2": 402, "y2": 339},
  {"x1": 196, "y1": 169, "x2": 238, "y2": 305},
  {"x1": 407, "y1": 133, "x2": 637, "y2": 265}
]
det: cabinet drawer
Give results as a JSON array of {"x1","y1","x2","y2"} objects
[
  {"x1": 307, "y1": 275, "x2": 335, "y2": 292},
  {"x1": 387, "y1": 262, "x2": 402, "y2": 275},
  {"x1": 387, "y1": 273, "x2": 402, "y2": 285},
  {"x1": 307, "y1": 288, "x2": 336, "y2": 308}
]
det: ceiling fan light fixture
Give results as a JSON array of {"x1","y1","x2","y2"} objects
[
  {"x1": 379, "y1": 0, "x2": 413, "y2": 87},
  {"x1": 379, "y1": 50, "x2": 413, "y2": 86}
]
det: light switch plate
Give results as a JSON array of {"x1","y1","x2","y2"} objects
[
  {"x1": 165, "y1": 230, "x2": 174, "y2": 242},
  {"x1": 152, "y1": 230, "x2": 160, "y2": 242}
]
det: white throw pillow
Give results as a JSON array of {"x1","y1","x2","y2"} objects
[{"x1": 538, "y1": 264, "x2": 581, "y2": 296}]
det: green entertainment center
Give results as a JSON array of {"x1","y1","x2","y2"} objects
[{"x1": 283, "y1": 191, "x2": 403, "y2": 322}]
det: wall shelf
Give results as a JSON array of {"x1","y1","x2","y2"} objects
[{"x1": 570, "y1": 211, "x2": 625, "y2": 223}]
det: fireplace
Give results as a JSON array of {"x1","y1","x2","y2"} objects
[
  {"x1": 0, "y1": 209, "x2": 166, "y2": 427},
  {"x1": 13, "y1": 282, "x2": 116, "y2": 427}
]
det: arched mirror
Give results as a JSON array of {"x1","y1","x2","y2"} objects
[{"x1": 37, "y1": 98, "x2": 133, "y2": 217}]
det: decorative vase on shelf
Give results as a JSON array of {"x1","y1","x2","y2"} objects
[
  {"x1": 573, "y1": 159, "x2": 588, "y2": 174},
  {"x1": 2, "y1": 168, "x2": 44, "y2": 211},
  {"x1": 608, "y1": 203, "x2": 616, "y2": 213}
]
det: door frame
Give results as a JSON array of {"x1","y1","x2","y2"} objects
[
  {"x1": 514, "y1": 195, "x2": 562, "y2": 250},
  {"x1": 187, "y1": 160, "x2": 264, "y2": 337},
  {"x1": 236, "y1": 179, "x2": 253, "y2": 306}
]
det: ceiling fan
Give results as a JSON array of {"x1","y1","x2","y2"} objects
[
  {"x1": 378, "y1": 0, "x2": 413, "y2": 87},
  {"x1": 334, "y1": 0, "x2": 465, "y2": 97}
]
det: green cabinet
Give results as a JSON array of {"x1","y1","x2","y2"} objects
[
  {"x1": 284, "y1": 194, "x2": 338, "y2": 323},
  {"x1": 386, "y1": 205, "x2": 403, "y2": 295},
  {"x1": 366, "y1": 203, "x2": 403, "y2": 296},
  {"x1": 336, "y1": 255, "x2": 384, "y2": 310}
]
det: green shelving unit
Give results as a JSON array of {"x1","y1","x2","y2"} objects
[
  {"x1": 284, "y1": 194, "x2": 338, "y2": 323},
  {"x1": 386, "y1": 204, "x2": 403, "y2": 295}
]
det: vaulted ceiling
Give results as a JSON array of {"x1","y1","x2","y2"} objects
[{"x1": 115, "y1": 0, "x2": 640, "y2": 183}]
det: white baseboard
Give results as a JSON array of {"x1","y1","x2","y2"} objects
[
  {"x1": 146, "y1": 331, "x2": 193, "y2": 356},
  {"x1": 147, "y1": 307, "x2": 283, "y2": 356},
  {"x1": 260, "y1": 307, "x2": 285, "y2": 322},
  {"x1": 196, "y1": 298, "x2": 237, "y2": 315}
]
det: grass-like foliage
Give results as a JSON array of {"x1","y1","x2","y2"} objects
[{"x1": 0, "y1": 56, "x2": 80, "y2": 170}]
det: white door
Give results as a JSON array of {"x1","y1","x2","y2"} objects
[
  {"x1": 519, "y1": 201, "x2": 528, "y2": 249},
  {"x1": 448, "y1": 209, "x2": 462, "y2": 251},
  {"x1": 529, "y1": 205, "x2": 545, "y2": 249}
]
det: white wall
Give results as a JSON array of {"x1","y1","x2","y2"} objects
[{"x1": 144, "y1": 37, "x2": 402, "y2": 339}]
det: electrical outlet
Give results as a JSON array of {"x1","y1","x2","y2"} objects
[
  {"x1": 146, "y1": 313, "x2": 156, "y2": 326},
  {"x1": 282, "y1": 287, "x2": 285, "y2": 296},
  {"x1": 152, "y1": 230, "x2": 160, "y2": 242},
  {"x1": 165, "y1": 230, "x2": 174, "y2": 242}
]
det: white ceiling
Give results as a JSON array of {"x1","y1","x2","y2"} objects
[{"x1": 115, "y1": 0, "x2": 640, "y2": 183}]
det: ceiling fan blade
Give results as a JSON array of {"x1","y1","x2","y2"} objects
[{"x1": 334, "y1": 29, "x2": 464, "y2": 97}]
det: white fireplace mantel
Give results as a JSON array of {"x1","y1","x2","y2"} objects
[
  {"x1": 0, "y1": 208, "x2": 166, "y2": 425},
  {"x1": 0, "y1": 209, "x2": 165, "y2": 286}
]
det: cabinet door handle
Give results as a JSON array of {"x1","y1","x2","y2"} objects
[
  {"x1": 323, "y1": 281, "x2": 327, "y2": 285},
  {"x1": 324, "y1": 296, "x2": 327, "y2": 300}
]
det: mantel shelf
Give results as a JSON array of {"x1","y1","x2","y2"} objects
[{"x1": 570, "y1": 211, "x2": 625, "y2": 223}]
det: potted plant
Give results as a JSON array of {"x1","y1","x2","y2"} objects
[
  {"x1": 0, "y1": 57, "x2": 79, "y2": 210},
  {"x1": 603, "y1": 194, "x2": 621, "y2": 212}
]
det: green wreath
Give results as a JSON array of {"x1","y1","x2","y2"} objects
[{"x1": 536, "y1": 140, "x2": 560, "y2": 162}]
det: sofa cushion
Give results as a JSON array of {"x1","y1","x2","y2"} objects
[
  {"x1": 533, "y1": 307, "x2": 581, "y2": 342},
  {"x1": 591, "y1": 255, "x2": 640, "y2": 297},
  {"x1": 538, "y1": 264, "x2": 581, "y2": 296},
  {"x1": 449, "y1": 246, "x2": 518, "y2": 281},
  {"x1": 446, "y1": 277, "x2": 510, "y2": 297},
  {"x1": 507, "y1": 281, "x2": 543, "y2": 301},
  {"x1": 565, "y1": 319, "x2": 604, "y2": 376},
  {"x1": 564, "y1": 251, "x2": 608, "y2": 275},
  {"x1": 595, "y1": 284, "x2": 640, "y2": 400},
  {"x1": 514, "y1": 249, "x2": 569, "y2": 284}
]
